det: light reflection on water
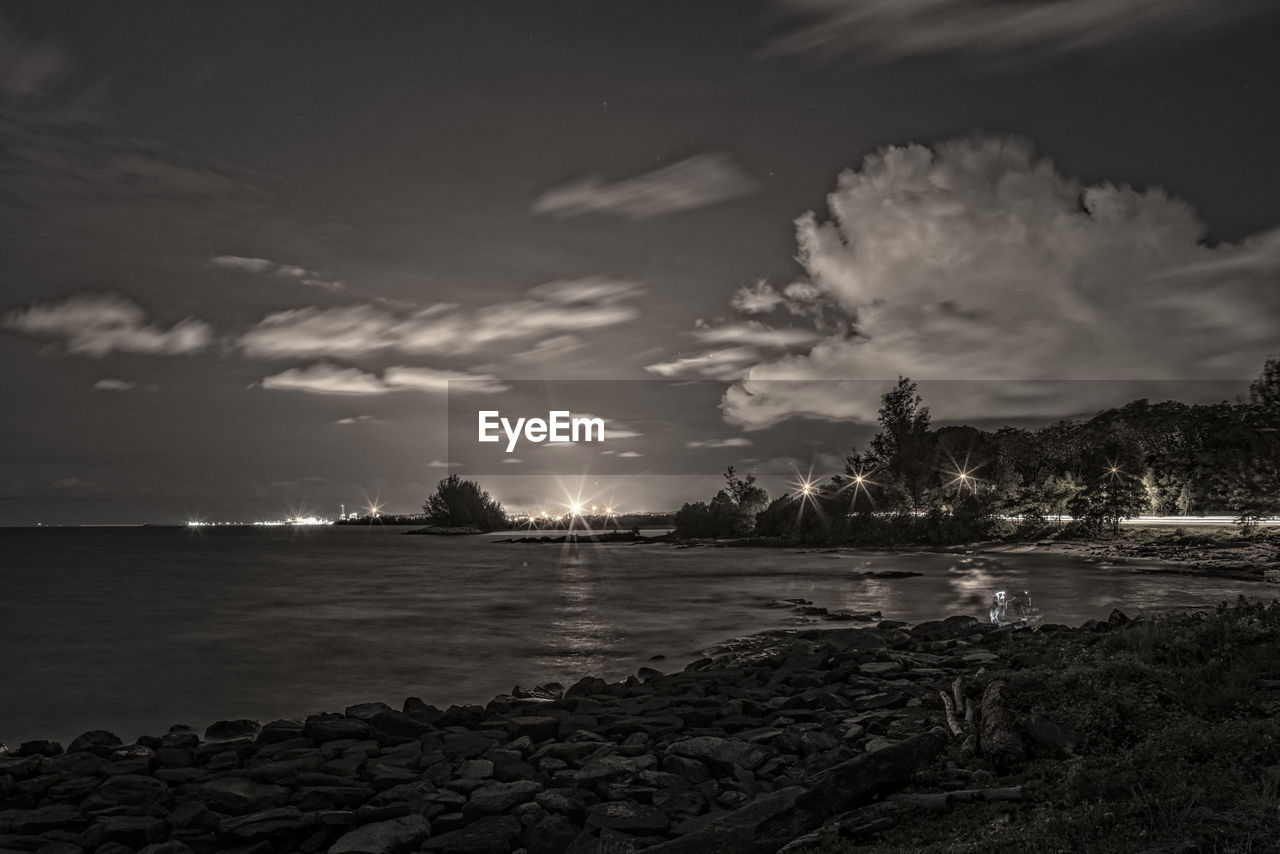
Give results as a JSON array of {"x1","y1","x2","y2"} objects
[{"x1": 0, "y1": 527, "x2": 1272, "y2": 745}]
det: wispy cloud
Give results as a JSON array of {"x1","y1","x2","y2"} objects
[
  {"x1": 211, "y1": 255, "x2": 344, "y2": 291},
  {"x1": 93, "y1": 378, "x2": 136, "y2": 391},
  {"x1": 238, "y1": 277, "x2": 643, "y2": 359},
  {"x1": 0, "y1": 14, "x2": 73, "y2": 98},
  {"x1": 645, "y1": 347, "x2": 762, "y2": 380},
  {"x1": 533, "y1": 152, "x2": 759, "y2": 220},
  {"x1": 261, "y1": 361, "x2": 508, "y2": 396},
  {"x1": 768, "y1": 0, "x2": 1272, "y2": 63},
  {"x1": 3, "y1": 293, "x2": 213, "y2": 357},
  {"x1": 692, "y1": 320, "x2": 822, "y2": 349},
  {"x1": 710, "y1": 132, "x2": 1280, "y2": 427},
  {"x1": 686, "y1": 437, "x2": 752, "y2": 449}
]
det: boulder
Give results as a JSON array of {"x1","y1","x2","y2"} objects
[
  {"x1": 305, "y1": 714, "x2": 371, "y2": 743},
  {"x1": 67, "y1": 730, "x2": 123, "y2": 756},
  {"x1": 199, "y1": 777, "x2": 291, "y2": 814},
  {"x1": 464, "y1": 780, "x2": 542, "y2": 818},
  {"x1": 421, "y1": 814, "x2": 521, "y2": 853},
  {"x1": 328, "y1": 814, "x2": 431, "y2": 853},
  {"x1": 205, "y1": 719, "x2": 262, "y2": 741}
]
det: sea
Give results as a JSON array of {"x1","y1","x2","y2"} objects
[{"x1": 1, "y1": 525, "x2": 1273, "y2": 747}]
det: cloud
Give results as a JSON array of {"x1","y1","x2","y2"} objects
[
  {"x1": 514, "y1": 334, "x2": 586, "y2": 362},
  {"x1": 93, "y1": 378, "x2": 136, "y2": 391},
  {"x1": 262, "y1": 362, "x2": 508, "y2": 396},
  {"x1": 3, "y1": 293, "x2": 213, "y2": 357},
  {"x1": 714, "y1": 133, "x2": 1280, "y2": 428},
  {"x1": 617, "y1": 451, "x2": 643, "y2": 458},
  {"x1": 211, "y1": 255, "x2": 344, "y2": 291},
  {"x1": 335, "y1": 414, "x2": 378, "y2": 425},
  {"x1": 0, "y1": 15, "x2": 73, "y2": 98},
  {"x1": 261, "y1": 362, "x2": 388, "y2": 395},
  {"x1": 238, "y1": 277, "x2": 642, "y2": 359},
  {"x1": 730, "y1": 280, "x2": 787, "y2": 314},
  {"x1": 693, "y1": 321, "x2": 822, "y2": 349},
  {"x1": 382, "y1": 366, "x2": 509, "y2": 394},
  {"x1": 645, "y1": 347, "x2": 762, "y2": 380},
  {"x1": 768, "y1": 0, "x2": 1273, "y2": 63},
  {"x1": 686, "y1": 437, "x2": 753, "y2": 449},
  {"x1": 425, "y1": 459, "x2": 460, "y2": 468},
  {"x1": 533, "y1": 152, "x2": 760, "y2": 220}
]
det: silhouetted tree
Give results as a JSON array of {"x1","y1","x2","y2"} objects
[
  {"x1": 423, "y1": 474, "x2": 507, "y2": 531},
  {"x1": 869, "y1": 378, "x2": 936, "y2": 511}
]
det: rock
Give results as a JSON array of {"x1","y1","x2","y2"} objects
[
  {"x1": 66, "y1": 730, "x2": 123, "y2": 756},
  {"x1": 305, "y1": 714, "x2": 371, "y2": 743},
  {"x1": 219, "y1": 806, "x2": 310, "y2": 840},
  {"x1": 442, "y1": 732, "x2": 496, "y2": 761},
  {"x1": 506, "y1": 716, "x2": 560, "y2": 743},
  {"x1": 0, "y1": 804, "x2": 86, "y2": 833},
  {"x1": 137, "y1": 842, "x2": 197, "y2": 854},
  {"x1": 574, "y1": 755, "x2": 637, "y2": 785},
  {"x1": 257, "y1": 719, "x2": 306, "y2": 743},
  {"x1": 328, "y1": 814, "x2": 431, "y2": 853},
  {"x1": 526, "y1": 812, "x2": 581, "y2": 854},
  {"x1": 199, "y1": 777, "x2": 290, "y2": 814},
  {"x1": 97, "y1": 814, "x2": 168, "y2": 847},
  {"x1": 16, "y1": 741, "x2": 63, "y2": 758},
  {"x1": 205, "y1": 719, "x2": 262, "y2": 741},
  {"x1": 369, "y1": 710, "x2": 435, "y2": 738},
  {"x1": 585, "y1": 800, "x2": 669, "y2": 834},
  {"x1": 464, "y1": 780, "x2": 542, "y2": 818},
  {"x1": 457, "y1": 759, "x2": 495, "y2": 779},
  {"x1": 87, "y1": 774, "x2": 168, "y2": 807},
  {"x1": 421, "y1": 814, "x2": 521, "y2": 853}
]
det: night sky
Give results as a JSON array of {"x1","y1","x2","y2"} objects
[{"x1": 3, "y1": 1, "x2": 1279, "y2": 524}]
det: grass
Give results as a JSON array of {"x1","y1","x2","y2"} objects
[{"x1": 800, "y1": 599, "x2": 1280, "y2": 853}]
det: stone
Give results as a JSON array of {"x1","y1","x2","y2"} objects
[
  {"x1": 585, "y1": 800, "x2": 669, "y2": 834},
  {"x1": 370, "y1": 710, "x2": 435, "y2": 738},
  {"x1": 464, "y1": 780, "x2": 542, "y2": 818},
  {"x1": 573, "y1": 755, "x2": 637, "y2": 785},
  {"x1": 17, "y1": 741, "x2": 63, "y2": 758},
  {"x1": 305, "y1": 714, "x2": 371, "y2": 743},
  {"x1": 506, "y1": 716, "x2": 560, "y2": 743},
  {"x1": 97, "y1": 814, "x2": 168, "y2": 847},
  {"x1": 421, "y1": 814, "x2": 521, "y2": 853},
  {"x1": 199, "y1": 777, "x2": 290, "y2": 814},
  {"x1": 66, "y1": 730, "x2": 123, "y2": 756},
  {"x1": 346, "y1": 702, "x2": 395, "y2": 721},
  {"x1": 256, "y1": 720, "x2": 306, "y2": 744},
  {"x1": 457, "y1": 759, "x2": 494, "y2": 779},
  {"x1": 205, "y1": 719, "x2": 262, "y2": 741},
  {"x1": 137, "y1": 842, "x2": 197, "y2": 854},
  {"x1": 327, "y1": 814, "x2": 431, "y2": 853},
  {"x1": 89, "y1": 774, "x2": 168, "y2": 807},
  {"x1": 442, "y1": 732, "x2": 496, "y2": 761},
  {"x1": 219, "y1": 806, "x2": 310, "y2": 840}
]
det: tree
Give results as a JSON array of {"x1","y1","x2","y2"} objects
[
  {"x1": 423, "y1": 474, "x2": 507, "y2": 531},
  {"x1": 674, "y1": 467, "x2": 770, "y2": 538},
  {"x1": 869, "y1": 378, "x2": 936, "y2": 511},
  {"x1": 1066, "y1": 442, "x2": 1150, "y2": 535}
]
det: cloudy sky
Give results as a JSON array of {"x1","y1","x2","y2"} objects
[{"x1": 2, "y1": 1, "x2": 1279, "y2": 523}]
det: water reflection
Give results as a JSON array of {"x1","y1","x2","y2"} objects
[{"x1": 540, "y1": 546, "x2": 615, "y2": 676}]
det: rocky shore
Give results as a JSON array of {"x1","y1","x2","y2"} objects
[{"x1": 3, "y1": 602, "x2": 1276, "y2": 854}]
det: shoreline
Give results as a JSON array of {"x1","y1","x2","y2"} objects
[{"x1": 5, "y1": 600, "x2": 1280, "y2": 853}]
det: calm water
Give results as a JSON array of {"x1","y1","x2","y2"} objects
[{"x1": 1, "y1": 526, "x2": 1273, "y2": 746}]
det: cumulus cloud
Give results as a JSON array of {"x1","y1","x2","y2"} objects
[
  {"x1": 713, "y1": 133, "x2": 1280, "y2": 428},
  {"x1": 211, "y1": 255, "x2": 343, "y2": 291},
  {"x1": 93, "y1": 378, "x2": 136, "y2": 391},
  {"x1": 238, "y1": 277, "x2": 642, "y2": 359},
  {"x1": 3, "y1": 293, "x2": 213, "y2": 357},
  {"x1": 262, "y1": 361, "x2": 508, "y2": 396},
  {"x1": 533, "y1": 152, "x2": 759, "y2": 220},
  {"x1": 768, "y1": 0, "x2": 1272, "y2": 63}
]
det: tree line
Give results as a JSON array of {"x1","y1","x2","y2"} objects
[{"x1": 675, "y1": 357, "x2": 1280, "y2": 544}]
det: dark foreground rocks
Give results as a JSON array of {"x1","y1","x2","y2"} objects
[{"x1": 0, "y1": 614, "x2": 1061, "y2": 854}]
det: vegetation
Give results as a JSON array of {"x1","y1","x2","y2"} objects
[
  {"x1": 725, "y1": 357, "x2": 1280, "y2": 545},
  {"x1": 422, "y1": 474, "x2": 507, "y2": 532},
  {"x1": 802, "y1": 599, "x2": 1280, "y2": 853},
  {"x1": 674, "y1": 466, "x2": 770, "y2": 538}
]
